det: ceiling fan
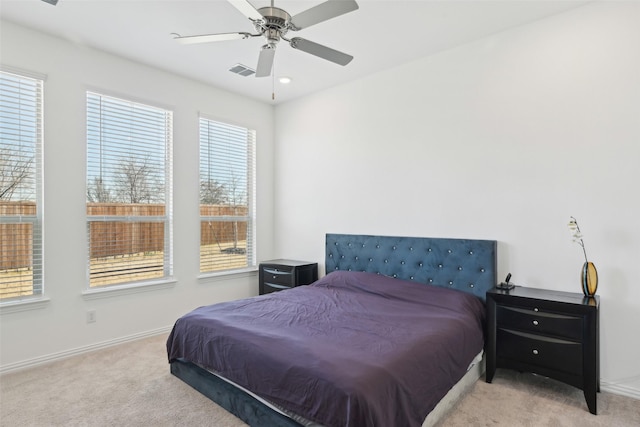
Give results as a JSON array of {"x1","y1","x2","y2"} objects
[{"x1": 172, "y1": 0, "x2": 359, "y2": 77}]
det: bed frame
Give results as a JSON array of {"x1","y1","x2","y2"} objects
[{"x1": 170, "y1": 233, "x2": 497, "y2": 426}]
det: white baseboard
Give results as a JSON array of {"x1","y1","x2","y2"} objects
[
  {"x1": 601, "y1": 381, "x2": 640, "y2": 400},
  {"x1": 0, "y1": 326, "x2": 173, "y2": 375}
]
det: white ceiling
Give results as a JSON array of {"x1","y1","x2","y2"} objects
[{"x1": 1, "y1": 0, "x2": 588, "y2": 104}]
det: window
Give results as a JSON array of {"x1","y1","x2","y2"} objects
[
  {"x1": 0, "y1": 70, "x2": 43, "y2": 301},
  {"x1": 199, "y1": 117, "x2": 255, "y2": 273},
  {"x1": 86, "y1": 92, "x2": 172, "y2": 288}
]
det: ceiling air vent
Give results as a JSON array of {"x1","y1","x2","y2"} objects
[{"x1": 229, "y1": 64, "x2": 255, "y2": 77}]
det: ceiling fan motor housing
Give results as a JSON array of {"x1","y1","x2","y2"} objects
[{"x1": 256, "y1": 6, "x2": 291, "y2": 44}]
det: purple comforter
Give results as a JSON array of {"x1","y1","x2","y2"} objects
[{"x1": 167, "y1": 271, "x2": 485, "y2": 427}]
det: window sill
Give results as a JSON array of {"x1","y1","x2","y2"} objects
[
  {"x1": 198, "y1": 266, "x2": 258, "y2": 283},
  {"x1": 82, "y1": 278, "x2": 176, "y2": 300},
  {"x1": 0, "y1": 297, "x2": 51, "y2": 315}
]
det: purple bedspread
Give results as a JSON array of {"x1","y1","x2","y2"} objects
[{"x1": 167, "y1": 271, "x2": 485, "y2": 427}]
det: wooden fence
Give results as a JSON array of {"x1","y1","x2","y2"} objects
[
  {"x1": 200, "y1": 204, "x2": 248, "y2": 252},
  {"x1": 0, "y1": 201, "x2": 36, "y2": 270},
  {"x1": 0, "y1": 202, "x2": 247, "y2": 269},
  {"x1": 87, "y1": 203, "x2": 165, "y2": 259}
]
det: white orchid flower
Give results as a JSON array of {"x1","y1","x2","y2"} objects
[{"x1": 568, "y1": 216, "x2": 588, "y2": 262}]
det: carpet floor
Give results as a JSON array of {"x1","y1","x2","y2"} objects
[{"x1": 1, "y1": 333, "x2": 638, "y2": 426}]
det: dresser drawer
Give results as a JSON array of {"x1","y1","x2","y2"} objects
[
  {"x1": 261, "y1": 266, "x2": 294, "y2": 286},
  {"x1": 497, "y1": 328, "x2": 582, "y2": 375},
  {"x1": 261, "y1": 281, "x2": 293, "y2": 294},
  {"x1": 496, "y1": 305, "x2": 583, "y2": 340}
]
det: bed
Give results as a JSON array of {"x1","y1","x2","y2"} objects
[{"x1": 167, "y1": 233, "x2": 497, "y2": 426}]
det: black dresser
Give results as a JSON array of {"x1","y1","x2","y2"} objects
[
  {"x1": 486, "y1": 286, "x2": 600, "y2": 414},
  {"x1": 258, "y1": 259, "x2": 318, "y2": 295}
]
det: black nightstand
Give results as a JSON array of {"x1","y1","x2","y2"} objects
[
  {"x1": 486, "y1": 286, "x2": 600, "y2": 414},
  {"x1": 258, "y1": 259, "x2": 318, "y2": 295}
]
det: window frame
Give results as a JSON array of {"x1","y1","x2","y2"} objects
[
  {"x1": 85, "y1": 91, "x2": 173, "y2": 293},
  {"x1": 0, "y1": 68, "x2": 44, "y2": 306},
  {"x1": 198, "y1": 115, "x2": 256, "y2": 277}
]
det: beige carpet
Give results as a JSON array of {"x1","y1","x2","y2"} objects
[
  {"x1": 436, "y1": 369, "x2": 640, "y2": 427},
  {"x1": 1, "y1": 334, "x2": 638, "y2": 426}
]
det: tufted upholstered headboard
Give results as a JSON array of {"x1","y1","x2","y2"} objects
[{"x1": 325, "y1": 233, "x2": 497, "y2": 301}]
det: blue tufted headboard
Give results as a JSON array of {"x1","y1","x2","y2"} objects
[{"x1": 326, "y1": 234, "x2": 497, "y2": 301}]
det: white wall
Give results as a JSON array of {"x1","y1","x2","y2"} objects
[
  {"x1": 274, "y1": 2, "x2": 640, "y2": 398},
  {"x1": 0, "y1": 21, "x2": 275, "y2": 370}
]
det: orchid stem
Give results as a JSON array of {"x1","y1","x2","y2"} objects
[
  {"x1": 571, "y1": 216, "x2": 589, "y2": 263},
  {"x1": 581, "y1": 241, "x2": 588, "y2": 263}
]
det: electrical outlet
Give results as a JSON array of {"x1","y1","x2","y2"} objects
[{"x1": 87, "y1": 310, "x2": 97, "y2": 323}]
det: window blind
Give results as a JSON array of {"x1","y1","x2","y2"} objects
[
  {"x1": 0, "y1": 70, "x2": 43, "y2": 301},
  {"x1": 199, "y1": 117, "x2": 255, "y2": 273},
  {"x1": 86, "y1": 92, "x2": 172, "y2": 288}
]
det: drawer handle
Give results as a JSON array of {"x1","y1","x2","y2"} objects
[
  {"x1": 264, "y1": 268, "x2": 290, "y2": 275},
  {"x1": 534, "y1": 307, "x2": 539, "y2": 312},
  {"x1": 532, "y1": 320, "x2": 539, "y2": 326},
  {"x1": 532, "y1": 349, "x2": 539, "y2": 355},
  {"x1": 264, "y1": 282, "x2": 289, "y2": 290}
]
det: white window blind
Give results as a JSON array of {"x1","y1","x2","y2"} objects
[
  {"x1": 86, "y1": 92, "x2": 172, "y2": 288},
  {"x1": 199, "y1": 117, "x2": 255, "y2": 273},
  {"x1": 0, "y1": 70, "x2": 43, "y2": 301}
]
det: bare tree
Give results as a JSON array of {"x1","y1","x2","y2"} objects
[
  {"x1": 200, "y1": 179, "x2": 226, "y2": 205},
  {"x1": 0, "y1": 147, "x2": 33, "y2": 200},
  {"x1": 87, "y1": 177, "x2": 112, "y2": 203},
  {"x1": 113, "y1": 156, "x2": 162, "y2": 203}
]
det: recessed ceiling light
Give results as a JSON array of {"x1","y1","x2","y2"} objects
[{"x1": 279, "y1": 76, "x2": 292, "y2": 84}]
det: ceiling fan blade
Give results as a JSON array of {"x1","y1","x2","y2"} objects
[
  {"x1": 173, "y1": 32, "x2": 252, "y2": 45},
  {"x1": 289, "y1": 37, "x2": 353, "y2": 66},
  {"x1": 255, "y1": 47, "x2": 276, "y2": 78},
  {"x1": 290, "y1": 0, "x2": 359, "y2": 30},
  {"x1": 41, "y1": 0, "x2": 59, "y2": 4},
  {"x1": 228, "y1": 0, "x2": 263, "y2": 21}
]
